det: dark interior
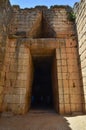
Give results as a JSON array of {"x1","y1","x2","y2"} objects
[{"x1": 31, "y1": 57, "x2": 53, "y2": 109}]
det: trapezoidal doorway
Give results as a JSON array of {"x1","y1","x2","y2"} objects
[
  {"x1": 28, "y1": 48, "x2": 59, "y2": 113},
  {"x1": 31, "y1": 57, "x2": 53, "y2": 110}
]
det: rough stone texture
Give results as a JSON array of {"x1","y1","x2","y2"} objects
[
  {"x1": 2, "y1": 38, "x2": 33, "y2": 114},
  {"x1": 43, "y1": 8, "x2": 76, "y2": 38},
  {"x1": 1, "y1": 38, "x2": 83, "y2": 115},
  {"x1": 74, "y1": 0, "x2": 86, "y2": 112},
  {"x1": 9, "y1": 6, "x2": 75, "y2": 39},
  {"x1": 56, "y1": 39, "x2": 83, "y2": 114},
  {"x1": 52, "y1": 54, "x2": 59, "y2": 112},
  {"x1": 0, "y1": 0, "x2": 12, "y2": 112},
  {"x1": 0, "y1": 0, "x2": 85, "y2": 115},
  {"x1": 9, "y1": 6, "x2": 42, "y2": 38}
]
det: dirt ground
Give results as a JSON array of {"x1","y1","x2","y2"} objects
[{"x1": 0, "y1": 110, "x2": 86, "y2": 130}]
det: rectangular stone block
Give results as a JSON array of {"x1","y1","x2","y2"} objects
[
  {"x1": 61, "y1": 53, "x2": 67, "y2": 59},
  {"x1": 57, "y1": 60, "x2": 61, "y2": 66},
  {"x1": 15, "y1": 80, "x2": 29, "y2": 88},
  {"x1": 6, "y1": 72, "x2": 17, "y2": 80},
  {"x1": 62, "y1": 60, "x2": 67, "y2": 66},
  {"x1": 59, "y1": 103, "x2": 65, "y2": 114},
  {"x1": 64, "y1": 104, "x2": 71, "y2": 114},
  {"x1": 62, "y1": 73, "x2": 69, "y2": 80},
  {"x1": 13, "y1": 88, "x2": 26, "y2": 95},
  {"x1": 64, "y1": 94, "x2": 70, "y2": 103},
  {"x1": 57, "y1": 66, "x2": 62, "y2": 73},
  {"x1": 17, "y1": 73, "x2": 28, "y2": 80},
  {"x1": 12, "y1": 94, "x2": 26, "y2": 104},
  {"x1": 62, "y1": 66, "x2": 68, "y2": 72},
  {"x1": 56, "y1": 49, "x2": 61, "y2": 60},
  {"x1": 4, "y1": 94, "x2": 13, "y2": 103},
  {"x1": 59, "y1": 95, "x2": 64, "y2": 103},
  {"x1": 70, "y1": 94, "x2": 82, "y2": 104},
  {"x1": 58, "y1": 79, "x2": 63, "y2": 88},
  {"x1": 58, "y1": 87, "x2": 64, "y2": 94},
  {"x1": 57, "y1": 72, "x2": 63, "y2": 80},
  {"x1": 66, "y1": 48, "x2": 72, "y2": 53},
  {"x1": 61, "y1": 48, "x2": 66, "y2": 54}
]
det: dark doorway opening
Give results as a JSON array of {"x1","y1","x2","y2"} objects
[{"x1": 31, "y1": 57, "x2": 53, "y2": 110}]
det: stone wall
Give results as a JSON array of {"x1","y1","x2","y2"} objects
[
  {"x1": 0, "y1": 36, "x2": 83, "y2": 114},
  {"x1": 56, "y1": 39, "x2": 83, "y2": 114},
  {"x1": 0, "y1": 0, "x2": 12, "y2": 112},
  {"x1": 9, "y1": 6, "x2": 42, "y2": 38},
  {"x1": 43, "y1": 7, "x2": 75, "y2": 38},
  {"x1": 52, "y1": 53, "x2": 59, "y2": 112},
  {"x1": 0, "y1": 0, "x2": 85, "y2": 114},
  {"x1": 1, "y1": 38, "x2": 33, "y2": 114},
  {"x1": 9, "y1": 6, "x2": 75, "y2": 39},
  {"x1": 74, "y1": 0, "x2": 86, "y2": 112}
]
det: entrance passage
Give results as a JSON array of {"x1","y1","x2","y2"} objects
[{"x1": 31, "y1": 57, "x2": 53, "y2": 109}]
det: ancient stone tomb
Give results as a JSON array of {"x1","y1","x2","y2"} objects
[{"x1": 0, "y1": 2, "x2": 85, "y2": 114}]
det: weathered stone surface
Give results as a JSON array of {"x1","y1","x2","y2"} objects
[
  {"x1": 0, "y1": 0, "x2": 12, "y2": 112},
  {"x1": 74, "y1": 0, "x2": 86, "y2": 112},
  {"x1": 0, "y1": 0, "x2": 85, "y2": 115}
]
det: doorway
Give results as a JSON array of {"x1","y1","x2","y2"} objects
[{"x1": 31, "y1": 57, "x2": 53, "y2": 110}]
